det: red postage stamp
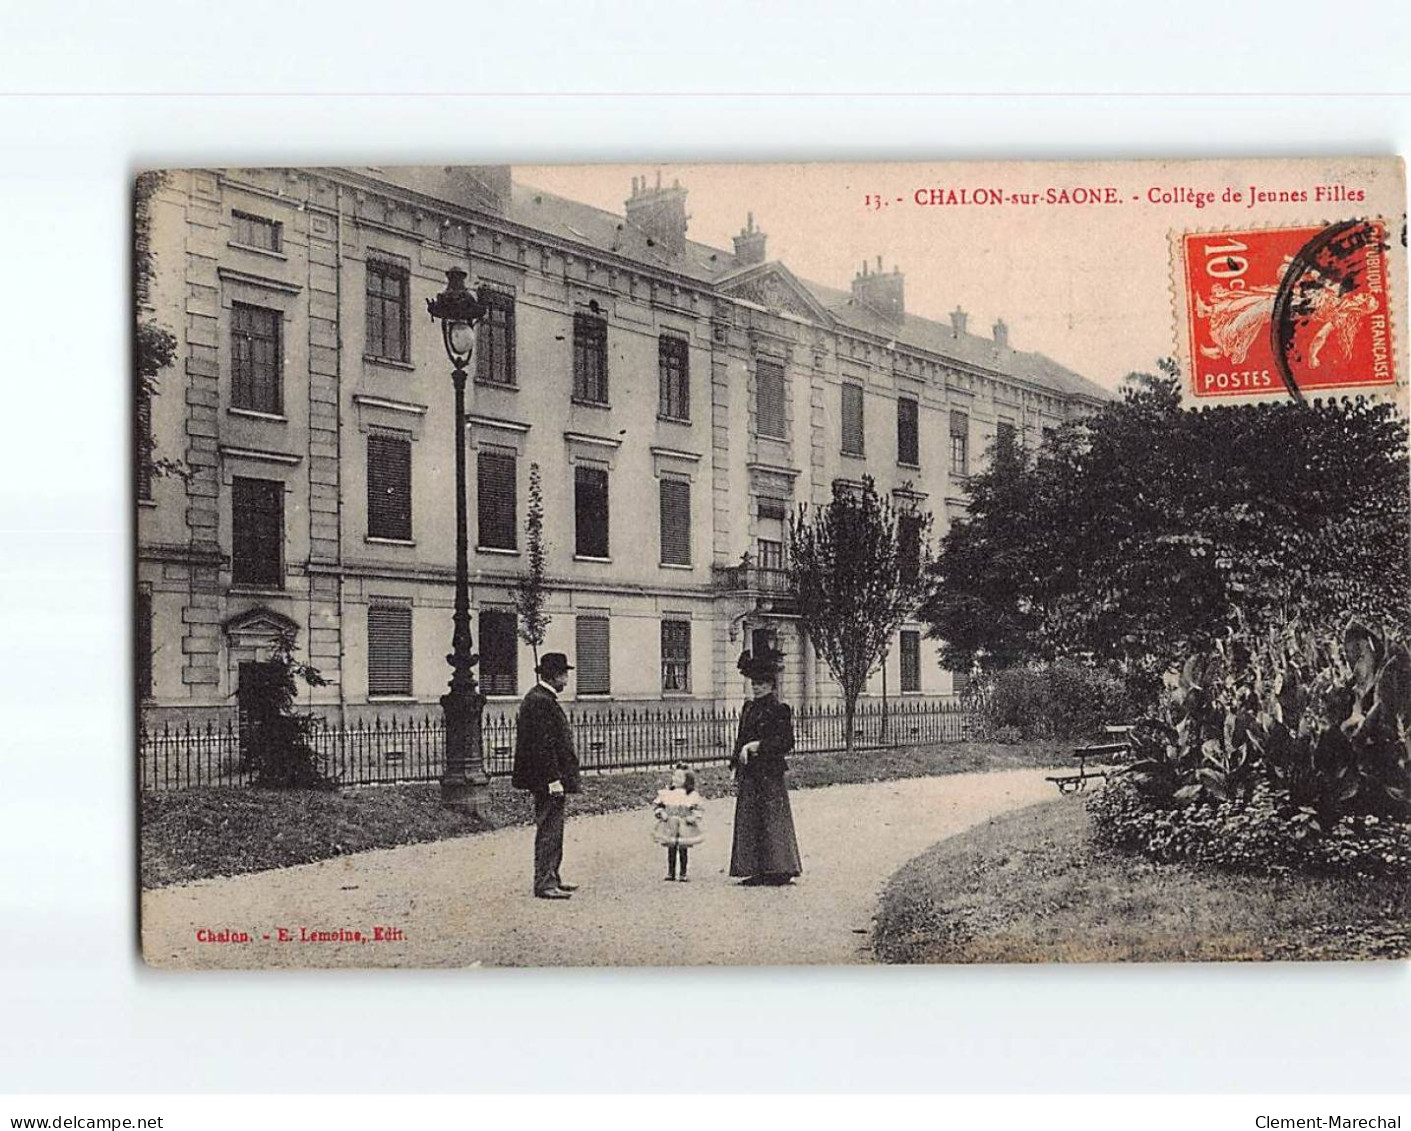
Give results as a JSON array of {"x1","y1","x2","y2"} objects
[{"x1": 1178, "y1": 220, "x2": 1396, "y2": 400}]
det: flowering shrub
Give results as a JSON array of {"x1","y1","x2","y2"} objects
[{"x1": 1088, "y1": 618, "x2": 1410, "y2": 877}]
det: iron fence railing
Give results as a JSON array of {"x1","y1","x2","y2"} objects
[{"x1": 138, "y1": 696, "x2": 971, "y2": 791}]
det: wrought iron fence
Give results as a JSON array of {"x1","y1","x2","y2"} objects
[{"x1": 138, "y1": 696, "x2": 971, "y2": 791}]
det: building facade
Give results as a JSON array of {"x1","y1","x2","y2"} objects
[{"x1": 136, "y1": 165, "x2": 1106, "y2": 726}]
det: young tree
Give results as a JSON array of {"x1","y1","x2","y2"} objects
[
  {"x1": 513, "y1": 461, "x2": 551, "y2": 668},
  {"x1": 789, "y1": 477, "x2": 934, "y2": 753},
  {"x1": 241, "y1": 636, "x2": 335, "y2": 790},
  {"x1": 923, "y1": 361, "x2": 1411, "y2": 679}
]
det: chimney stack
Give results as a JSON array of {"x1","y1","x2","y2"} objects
[
  {"x1": 950, "y1": 306, "x2": 968, "y2": 336},
  {"x1": 850, "y1": 256, "x2": 905, "y2": 320},
  {"x1": 992, "y1": 317, "x2": 1009, "y2": 348},
  {"x1": 624, "y1": 170, "x2": 689, "y2": 257},
  {"x1": 732, "y1": 211, "x2": 768, "y2": 265}
]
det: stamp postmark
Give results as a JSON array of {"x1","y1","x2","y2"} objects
[{"x1": 1177, "y1": 220, "x2": 1397, "y2": 402}]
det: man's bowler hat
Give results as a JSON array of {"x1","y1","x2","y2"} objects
[{"x1": 537, "y1": 652, "x2": 574, "y2": 677}]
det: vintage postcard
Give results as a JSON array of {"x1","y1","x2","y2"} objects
[{"x1": 136, "y1": 157, "x2": 1409, "y2": 968}]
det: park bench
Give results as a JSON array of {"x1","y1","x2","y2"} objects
[{"x1": 1045, "y1": 724, "x2": 1133, "y2": 794}]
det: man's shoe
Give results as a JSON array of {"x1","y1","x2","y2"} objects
[
  {"x1": 534, "y1": 888, "x2": 571, "y2": 900},
  {"x1": 554, "y1": 882, "x2": 579, "y2": 892}
]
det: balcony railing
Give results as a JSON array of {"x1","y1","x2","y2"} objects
[{"x1": 711, "y1": 562, "x2": 795, "y2": 595}]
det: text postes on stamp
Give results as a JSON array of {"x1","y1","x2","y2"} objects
[{"x1": 1179, "y1": 220, "x2": 1396, "y2": 401}]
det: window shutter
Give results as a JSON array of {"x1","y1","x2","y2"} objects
[
  {"x1": 574, "y1": 465, "x2": 610, "y2": 558},
  {"x1": 478, "y1": 609, "x2": 518, "y2": 696},
  {"x1": 575, "y1": 615, "x2": 611, "y2": 694},
  {"x1": 367, "y1": 431, "x2": 412, "y2": 541},
  {"x1": 897, "y1": 396, "x2": 919, "y2": 465},
  {"x1": 476, "y1": 449, "x2": 517, "y2": 550},
  {"x1": 368, "y1": 602, "x2": 413, "y2": 696},
  {"x1": 842, "y1": 383, "x2": 865, "y2": 455},
  {"x1": 232, "y1": 477, "x2": 283, "y2": 587},
  {"x1": 899, "y1": 514, "x2": 922, "y2": 585},
  {"x1": 659, "y1": 478, "x2": 691, "y2": 566},
  {"x1": 996, "y1": 420, "x2": 1017, "y2": 462},
  {"x1": 231, "y1": 303, "x2": 282, "y2": 414},
  {"x1": 900, "y1": 631, "x2": 921, "y2": 693},
  {"x1": 658, "y1": 335, "x2": 689, "y2": 420},
  {"x1": 756, "y1": 361, "x2": 785, "y2": 438}
]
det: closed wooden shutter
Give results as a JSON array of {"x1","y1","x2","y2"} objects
[
  {"x1": 900, "y1": 630, "x2": 921, "y2": 693},
  {"x1": 659, "y1": 477, "x2": 691, "y2": 566},
  {"x1": 478, "y1": 608, "x2": 518, "y2": 696},
  {"x1": 661, "y1": 618, "x2": 691, "y2": 692},
  {"x1": 476, "y1": 288, "x2": 516, "y2": 387},
  {"x1": 575, "y1": 615, "x2": 611, "y2": 695},
  {"x1": 951, "y1": 669, "x2": 971, "y2": 696},
  {"x1": 996, "y1": 420, "x2": 1018, "y2": 463},
  {"x1": 232, "y1": 477, "x2": 283, "y2": 587},
  {"x1": 476, "y1": 449, "x2": 517, "y2": 550},
  {"x1": 574, "y1": 464, "x2": 610, "y2": 558},
  {"x1": 897, "y1": 396, "x2": 919, "y2": 465},
  {"x1": 898, "y1": 514, "x2": 922, "y2": 585},
  {"x1": 756, "y1": 360, "x2": 785, "y2": 438},
  {"x1": 841, "y1": 383, "x2": 865, "y2": 456},
  {"x1": 367, "y1": 601, "x2": 413, "y2": 696},
  {"x1": 367, "y1": 430, "x2": 412, "y2": 541}
]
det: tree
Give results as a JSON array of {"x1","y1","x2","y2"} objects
[
  {"x1": 134, "y1": 171, "x2": 186, "y2": 493},
  {"x1": 922, "y1": 361, "x2": 1411, "y2": 681},
  {"x1": 513, "y1": 461, "x2": 551, "y2": 668},
  {"x1": 789, "y1": 477, "x2": 934, "y2": 753},
  {"x1": 240, "y1": 636, "x2": 335, "y2": 790}
]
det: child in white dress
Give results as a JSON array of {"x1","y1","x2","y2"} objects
[{"x1": 652, "y1": 764, "x2": 704, "y2": 881}]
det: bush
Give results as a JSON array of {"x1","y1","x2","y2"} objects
[
  {"x1": 1089, "y1": 775, "x2": 1411, "y2": 881},
  {"x1": 978, "y1": 660, "x2": 1136, "y2": 741},
  {"x1": 240, "y1": 637, "x2": 337, "y2": 791}
]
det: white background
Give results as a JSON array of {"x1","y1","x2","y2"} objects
[{"x1": 1, "y1": 1, "x2": 1409, "y2": 1096}]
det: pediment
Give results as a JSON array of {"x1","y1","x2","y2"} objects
[
  {"x1": 718, "y1": 262, "x2": 834, "y2": 325},
  {"x1": 224, "y1": 606, "x2": 300, "y2": 642}
]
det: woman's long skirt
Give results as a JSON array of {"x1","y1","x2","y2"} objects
[{"x1": 729, "y1": 771, "x2": 802, "y2": 877}]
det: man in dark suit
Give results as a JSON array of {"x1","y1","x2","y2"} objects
[{"x1": 511, "y1": 652, "x2": 582, "y2": 899}]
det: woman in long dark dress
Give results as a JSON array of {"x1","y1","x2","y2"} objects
[{"x1": 729, "y1": 647, "x2": 802, "y2": 885}]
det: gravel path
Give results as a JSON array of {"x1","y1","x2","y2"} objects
[{"x1": 142, "y1": 767, "x2": 1061, "y2": 968}]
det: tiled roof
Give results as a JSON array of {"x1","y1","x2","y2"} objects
[{"x1": 367, "y1": 167, "x2": 1107, "y2": 402}]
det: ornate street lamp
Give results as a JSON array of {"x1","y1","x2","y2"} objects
[{"x1": 427, "y1": 267, "x2": 489, "y2": 814}]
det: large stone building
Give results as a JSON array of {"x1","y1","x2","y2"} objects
[{"x1": 136, "y1": 165, "x2": 1106, "y2": 726}]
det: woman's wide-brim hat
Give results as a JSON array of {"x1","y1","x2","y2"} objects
[{"x1": 737, "y1": 645, "x2": 785, "y2": 682}]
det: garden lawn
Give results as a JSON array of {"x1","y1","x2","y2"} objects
[
  {"x1": 874, "y1": 796, "x2": 1411, "y2": 963},
  {"x1": 141, "y1": 739, "x2": 1066, "y2": 889}
]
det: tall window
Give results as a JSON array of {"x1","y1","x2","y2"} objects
[
  {"x1": 757, "y1": 539, "x2": 784, "y2": 571},
  {"x1": 231, "y1": 303, "x2": 282, "y2": 414},
  {"x1": 232, "y1": 477, "x2": 283, "y2": 588},
  {"x1": 900, "y1": 630, "x2": 921, "y2": 693},
  {"x1": 949, "y1": 410, "x2": 969, "y2": 476},
  {"x1": 575, "y1": 614, "x2": 611, "y2": 695},
  {"x1": 757, "y1": 496, "x2": 788, "y2": 572},
  {"x1": 367, "y1": 430, "x2": 412, "y2": 541},
  {"x1": 659, "y1": 478, "x2": 692, "y2": 566},
  {"x1": 574, "y1": 464, "x2": 610, "y2": 558},
  {"x1": 478, "y1": 609, "x2": 518, "y2": 696},
  {"x1": 841, "y1": 383, "x2": 865, "y2": 456},
  {"x1": 572, "y1": 312, "x2": 609, "y2": 404},
  {"x1": 367, "y1": 600, "x2": 413, "y2": 697},
  {"x1": 996, "y1": 420, "x2": 1018, "y2": 464},
  {"x1": 476, "y1": 449, "x2": 517, "y2": 551},
  {"x1": 658, "y1": 335, "x2": 690, "y2": 421},
  {"x1": 661, "y1": 619, "x2": 691, "y2": 693},
  {"x1": 366, "y1": 261, "x2": 409, "y2": 362},
  {"x1": 756, "y1": 360, "x2": 785, "y2": 439},
  {"x1": 898, "y1": 514, "x2": 922, "y2": 586},
  {"x1": 136, "y1": 589, "x2": 153, "y2": 700},
  {"x1": 231, "y1": 210, "x2": 282, "y2": 253},
  {"x1": 136, "y1": 389, "x2": 153, "y2": 501},
  {"x1": 476, "y1": 288, "x2": 516, "y2": 387},
  {"x1": 897, "y1": 396, "x2": 919, "y2": 466}
]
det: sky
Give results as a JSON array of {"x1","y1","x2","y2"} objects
[{"x1": 516, "y1": 158, "x2": 1404, "y2": 392}]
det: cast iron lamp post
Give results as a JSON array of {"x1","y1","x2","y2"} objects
[{"x1": 427, "y1": 267, "x2": 490, "y2": 814}]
